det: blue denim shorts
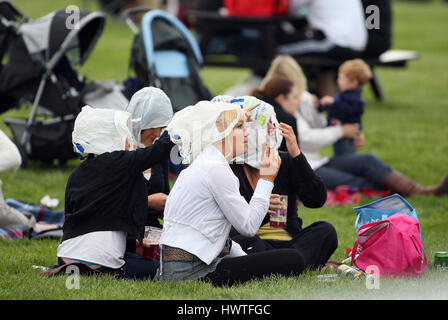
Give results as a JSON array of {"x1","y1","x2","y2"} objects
[{"x1": 155, "y1": 247, "x2": 221, "y2": 282}]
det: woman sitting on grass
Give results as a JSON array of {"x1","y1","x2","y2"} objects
[
  {"x1": 262, "y1": 55, "x2": 448, "y2": 197},
  {"x1": 126, "y1": 87, "x2": 173, "y2": 229},
  {"x1": 159, "y1": 100, "x2": 306, "y2": 286},
  {"x1": 51, "y1": 105, "x2": 175, "y2": 280},
  {"x1": 214, "y1": 94, "x2": 337, "y2": 270}
]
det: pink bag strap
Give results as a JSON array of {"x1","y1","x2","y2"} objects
[
  {"x1": 409, "y1": 235, "x2": 428, "y2": 274},
  {"x1": 350, "y1": 240, "x2": 360, "y2": 266}
]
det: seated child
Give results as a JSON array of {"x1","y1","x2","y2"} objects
[{"x1": 319, "y1": 59, "x2": 372, "y2": 157}]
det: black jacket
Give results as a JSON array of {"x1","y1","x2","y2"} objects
[
  {"x1": 230, "y1": 151, "x2": 326, "y2": 237},
  {"x1": 144, "y1": 159, "x2": 170, "y2": 228},
  {"x1": 62, "y1": 137, "x2": 174, "y2": 243},
  {"x1": 327, "y1": 89, "x2": 364, "y2": 128}
]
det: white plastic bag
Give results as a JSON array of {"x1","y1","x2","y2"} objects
[
  {"x1": 72, "y1": 106, "x2": 134, "y2": 159},
  {"x1": 166, "y1": 100, "x2": 243, "y2": 164}
]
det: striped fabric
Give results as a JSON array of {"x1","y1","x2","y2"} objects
[
  {"x1": 5, "y1": 198, "x2": 64, "y2": 225},
  {"x1": 0, "y1": 226, "x2": 25, "y2": 239},
  {"x1": 0, "y1": 199, "x2": 64, "y2": 240}
]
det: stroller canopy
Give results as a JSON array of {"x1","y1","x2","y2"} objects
[
  {"x1": 130, "y1": 10, "x2": 210, "y2": 112},
  {"x1": 140, "y1": 10, "x2": 203, "y2": 71},
  {"x1": 0, "y1": 8, "x2": 105, "y2": 115}
]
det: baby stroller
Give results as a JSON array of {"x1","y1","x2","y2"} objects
[
  {"x1": 0, "y1": 1, "x2": 127, "y2": 166},
  {"x1": 122, "y1": 7, "x2": 211, "y2": 112}
]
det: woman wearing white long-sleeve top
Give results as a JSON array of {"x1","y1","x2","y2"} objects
[
  {"x1": 263, "y1": 56, "x2": 448, "y2": 196},
  {"x1": 159, "y1": 101, "x2": 305, "y2": 286}
]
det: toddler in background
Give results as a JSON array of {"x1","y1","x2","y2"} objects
[{"x1": 320, "y1": 59, "x2": 372, "y2": 157}]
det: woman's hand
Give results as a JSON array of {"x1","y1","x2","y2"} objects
[
  {"x1": 320, "y1": 96, "x2": 335, "y2": 107},
  {"x1": 260, "y1": 145, "x2": 281, "y2": 182},
  {"x1": 353, "y1": 132, "x2": 365, "y2": 151},
  {"x1": 267, "y1": 194, "x2": 282, "y2": 215},
  {"x1": 342, "y1": 123, "x2": 360, "y2": 139},
  {"x1": 243, "y1": 103, "x2": 259, "y2": 122},
  {"x1": 311, "y1": 94, "x2": 320, "y2": 109},
  {"x1": 147, "y1": 193, "x2": 167, "y2": 211},
  {"x1": 279, "y1": 122, "x2": 300, "y2": 158}
]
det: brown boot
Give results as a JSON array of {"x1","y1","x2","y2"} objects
[
  {"x1": 431, "y1": 175, "x2": 448, "y2": 196},
  {"x1": 383, "y1": 171, "x2": 448, "y2": 197}
]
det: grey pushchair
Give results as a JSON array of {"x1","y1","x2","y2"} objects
[{"x1": 0, "y1": 1, "x2": 127, "y2": 166}]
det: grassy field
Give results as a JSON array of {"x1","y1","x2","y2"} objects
[{"x1": 0, "y1": 0, "x2": 447, "y2": 300}]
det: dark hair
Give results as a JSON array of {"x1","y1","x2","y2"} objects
[{"x1": 252, "y1": 76, "x2": 294, "y2": 101}]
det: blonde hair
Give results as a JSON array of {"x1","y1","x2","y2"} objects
[
  {"x1": 339, "y1": 59, "x2": 373, "y2": 86},
  {"x1": 215, "y1": 109, "x2": 242, "y2": 133},
  {"x1": 260, "y1": 55, "x2": 307, "y2": 97}
]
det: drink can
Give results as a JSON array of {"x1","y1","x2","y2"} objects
[
  {"x1": 270, "y1": 195, "x2": 287, "y2": 228},
  {"x1": 434, "y1": 252, "x2": 448, "y2": 270}
]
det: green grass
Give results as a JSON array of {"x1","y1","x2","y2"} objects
[{"x1": 1, "y1": 0, "x2": 448, "y2": 300}]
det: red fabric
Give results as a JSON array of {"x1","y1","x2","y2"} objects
[
  {"x1": 351, "y1": 213, "x2": 427, "y2": 278},
  {"x1": 325, "y1": 185, "x2": 391, "y2": 206},
  {"x1": 36, "y1": 205, "x2": 45, "y2": 222},
  {"x1": 224, "y1": 0, "x2": 288, "y2": 17}
]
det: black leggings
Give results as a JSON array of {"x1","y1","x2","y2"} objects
[
  {"x1": 232, "y1": 221, "x2": 338, "y2": 270},
  {"x1": 203, "y1": 248, "x2": 305, "y2": 287}
]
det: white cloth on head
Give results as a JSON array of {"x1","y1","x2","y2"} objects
[
  {"x1": 126, "y1": 87, "x2": 173, "y2": 148},
  {"x1": 0, "y1": 129, "x2": 22, "y2": 173},
  {"x1": 72, "y1": 106, "x2": 134, "y2": 159},
  {"x1": 212, "y1": 95, "x2": 283, "y2": 169},
  {"x1": 166, "y1": 100, "x2": 243, "y2": 164}
]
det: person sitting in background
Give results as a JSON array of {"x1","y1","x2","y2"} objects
[
  {"x1": 263, "y1": 55, "x2": 448, "y2": 197},
  {"x1": 51, "y1": 106, "x2": 175, "y2": 280},
  {"x1": 126, "y1": 87, "x2": 173, "y2": 229},
  {"x1": 282, "y1": 0, "x2": 368, "y2": 96},
  {"x1": 319, "y1": 59, "x2": 373, "y2": 157},
  {"x1": 214, "y1": 95, "x2": 336, "y2": 271},
  {"x1": 0, "y1": 129, "x2": 32, "y2": 232},
  {"x1": 284, "y1": 0, "x2": 367, "y2": 56}
]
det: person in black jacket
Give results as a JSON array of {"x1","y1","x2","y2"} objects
[
  {"x1": 56, "y1": 106, "x2": 174, "y2": 280},
  {"x1": 231, "y1": 81, "x2": 338, "y2": 270}
]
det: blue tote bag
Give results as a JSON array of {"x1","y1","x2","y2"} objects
[{"x1": 353, "y1": 193, "x2": 419, "y2": 231}]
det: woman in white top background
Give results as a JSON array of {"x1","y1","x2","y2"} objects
[
  {"x1": 159, "y1": 101, "x2": 306, "y2": 286},
  {"x1": 264, "y1": 55, "x2": 448, "y2": 197}
]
